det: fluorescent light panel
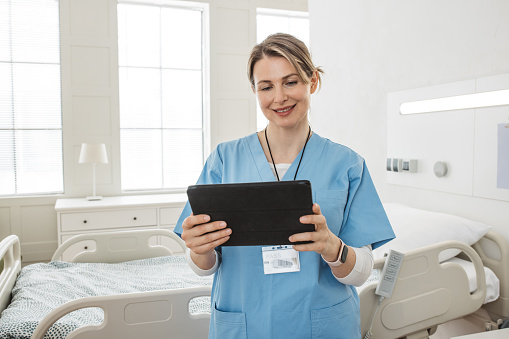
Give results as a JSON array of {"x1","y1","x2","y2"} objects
[{"x1": 400, "y1": 89, "x2": 509, "y2": 115}]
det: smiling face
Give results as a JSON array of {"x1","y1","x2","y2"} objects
[{"x1": 252, "y1": 56, "x2": 317, "y2": 131}]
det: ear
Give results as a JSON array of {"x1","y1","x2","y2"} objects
[
  {"x1": 310, "y1": 71, "x2": 319, "y2": 94},
  {"x1": 251, "y1": 84, "x2": 256, "y2": 94}
]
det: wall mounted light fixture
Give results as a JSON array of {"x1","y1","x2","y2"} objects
[{"x1": 400, "y1": 89, "x2": 509, "y2": 115}]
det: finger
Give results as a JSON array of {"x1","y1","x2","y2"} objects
[
  {"x1": 290, "y1": 235, "x2": 328, "y2": 253},
  {"x1": 183, "y1": 221, "x2": 229, "y2": 243},
  {"x1": 292, "y1": 242, "x2": 320, "y2": 252},
  {"x1": 185, "y1": 221, "x2": 230, "y2": 243},
  {"x1": 182, "y1": 214, "x2": 210, "y2": 230},
  {"x1": 192, "y1": 234, "x2": 231, "y2": 254},
  {"x1": 313, "y1": 203, "x2": 322, "y2": 215},
  {"x1": 300, "y1": 214, "x2": 327, "y2": 231},
  {"x1": 289, "y1": 231, "x2": 315, "y2": 244}
]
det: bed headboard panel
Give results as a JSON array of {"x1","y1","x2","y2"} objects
[
  {"x1": 51, "y1": 229, "x2": 187, "y2": 263},
  {"x1": 474, "y1": 230, "x2": 509, "y2": 320}
]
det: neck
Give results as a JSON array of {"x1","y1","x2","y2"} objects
[{"x1": 260, "y1": 123, "x2": 311, "y2": 164}]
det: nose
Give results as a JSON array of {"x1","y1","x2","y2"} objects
[{"x1": 274, "y1": 85, "x2": 288, "y2": 104}]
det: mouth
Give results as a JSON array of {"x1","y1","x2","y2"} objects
[{"x1": 273, "y1": 104, "x2": 296, "y2": 116}]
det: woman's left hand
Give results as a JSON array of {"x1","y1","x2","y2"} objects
[{"x1": 289, "y1": 203, "x2": 342, "y2": 262}]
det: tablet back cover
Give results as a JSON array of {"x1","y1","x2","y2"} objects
[{"x1": 187, "y1": 180, "x2": 314, "y2": 246}]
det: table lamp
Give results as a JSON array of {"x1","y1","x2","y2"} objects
[{"x1": 79, "y1": 143, "x2": 108, "y2": 200}]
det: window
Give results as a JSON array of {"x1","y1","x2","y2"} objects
[
  {"x1": 256, "y1": 9, "x2": 309, "y2": 131},
  {"x1": 0, "y1": 0, "x2": 63, "y2": 196},
  {"x1": 118, "y1": 2, "x2": 207, "y2": 191}
]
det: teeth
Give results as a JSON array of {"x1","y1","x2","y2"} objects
[{"x1": 276, "y1": 107, "x2": 292, "y2": 113}]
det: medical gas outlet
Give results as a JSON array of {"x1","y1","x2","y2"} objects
[{"x1": 386, "y1": 158, "x2": 417, "y2": 173}]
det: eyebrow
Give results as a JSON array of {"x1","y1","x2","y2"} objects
[{"x1": 256, "y1": 73, "x2": 300, "y2": 86}]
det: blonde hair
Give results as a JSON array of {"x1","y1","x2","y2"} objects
[{"x1": 247, "y1": 33, "x2": 323, "y2": 89}]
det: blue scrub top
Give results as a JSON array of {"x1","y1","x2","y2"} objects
[{"x1": 174, "y1": 132, "x2": 395, "y2": 339}]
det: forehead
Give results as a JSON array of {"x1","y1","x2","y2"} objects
[{"x1": 252, "y1": 56, "x2": 298, "y2": 82}]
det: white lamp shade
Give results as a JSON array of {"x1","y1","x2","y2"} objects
[{"x1": 79, "y1": 143, "x2": 108, "y2": 164}]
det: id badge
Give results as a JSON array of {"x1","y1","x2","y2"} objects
[{"x1": 262, "y1": 245, "x2": 300, "y2": 274}]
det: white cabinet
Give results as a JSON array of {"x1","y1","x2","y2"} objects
[{"x1": 55, "y1": 194, "x2": 187, "y2": 259}]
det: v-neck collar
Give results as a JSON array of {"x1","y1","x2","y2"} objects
[{"x1": 246, "y1": 132, "x2": 320, "y2": 182}]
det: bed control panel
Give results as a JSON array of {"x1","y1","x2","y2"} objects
[{"x1": 375, "y1": 249, "x2": 404, "y2": 298}]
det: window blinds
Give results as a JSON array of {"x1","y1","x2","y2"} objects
[{"x1": 0, "y1": 0, "x2": 63, "y2": 196}]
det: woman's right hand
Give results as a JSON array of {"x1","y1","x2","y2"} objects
[{"x1": 181, "y1": 214, "x2": 231, "y2": 256}]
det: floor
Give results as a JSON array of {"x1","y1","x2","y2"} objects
[{"x1": 431, "y1": 319, "x2": 487, "y2": 338}]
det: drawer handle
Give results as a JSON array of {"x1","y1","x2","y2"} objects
[
  {"x1": 133, "y1": 217, "x2": 137, "y2": 221},
  {"x1": 84, "y1": 246, "x2": 88, "y2": 250},
  {"x1": 83, "y1": 220, "x2": 87, "y2": 223}
]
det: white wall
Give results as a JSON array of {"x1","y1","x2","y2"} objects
[
  {"x1": 0, "y1": 0, "x2": 307, "y2": 263},
  {"x1": 309, "y1": 1, "x2": 509, "y2": 237}
]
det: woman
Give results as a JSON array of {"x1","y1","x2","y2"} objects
[{"x1": 174, "y1": 33, "x2": 395, "y2": 339}]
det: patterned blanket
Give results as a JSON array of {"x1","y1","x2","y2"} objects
[{"x1": 0, "y1": 255, "x2": 213, "y2": 339}]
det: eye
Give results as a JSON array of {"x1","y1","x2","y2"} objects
[
  {"x1": 284, "y1": 80, "x2": 298, "y2": 88},
  {"x1": 259, "y1": 85, "x2": 272, "y2": 92}
]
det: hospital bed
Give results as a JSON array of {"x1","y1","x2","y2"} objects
[
  {"x1": 0, "y1": 229, "x2": 213, "y2": 339},
  {"x1": 359, "y1": 203, "x2": 509, "y2": 339}
]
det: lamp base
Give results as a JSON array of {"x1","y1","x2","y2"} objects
[{"x1": 86, "y1": 195, "x2": 103, "y2": 201}]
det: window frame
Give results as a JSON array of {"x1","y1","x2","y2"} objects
[
  {"x1": 0, "y1": 0, "x2": 64, "y2": 197},
  {"x1": 117, "y1": 0, "x2": 210, "y2": 193}
]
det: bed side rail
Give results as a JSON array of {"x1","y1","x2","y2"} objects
[
  {"x1": 52, "y1": 229, "x2": 187, "y2": 263},
  {"x1": 0, "y1": 235, "x2": 21, "y2": 313},
  {"x1": 360, "y1": 240, "x2": 485, "y2": 339},
  {"x1": 31, "y1": 286, "x2": 212, "y2": 339},
  {"x1": 472, "y1": 230, "x2": 509, "y2": 320}
]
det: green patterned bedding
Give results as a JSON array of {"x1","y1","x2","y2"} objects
[{"x1": 0, "y1": 255, "x2": 212, "y2": 339}]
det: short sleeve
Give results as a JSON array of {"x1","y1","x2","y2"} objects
[{"x1": 339, "y1": 162, "x2": 395, "y2": 250}]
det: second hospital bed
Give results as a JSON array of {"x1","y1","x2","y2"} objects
[
  {"x1": 1, "y1": 204, "x2": 508, "y2": 338},
  {"x1": 0, "y1": 229, "x2": 213, "y2": 339},
  {"x1": 359, "y1": 203, "x2": 509, "y2": 339}
]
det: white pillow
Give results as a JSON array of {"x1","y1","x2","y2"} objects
[{"x1": 374, "y1": 203, "x2": 491, "y2": 262}]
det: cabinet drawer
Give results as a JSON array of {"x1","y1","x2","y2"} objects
[
  {"x1": 60, "y1": 208, "x2": 157, "y2": 232},
  {"x1": 160, "y1": 207, "x2": 184, "y2": 226}
]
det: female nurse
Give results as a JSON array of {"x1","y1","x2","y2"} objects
[{"x1": 174, "y1": 33, "x2": 395, "y2": 339}]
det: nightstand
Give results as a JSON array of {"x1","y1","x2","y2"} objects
[{"x1": 55, "y1": 194, "x2": 187, "y2": 260}]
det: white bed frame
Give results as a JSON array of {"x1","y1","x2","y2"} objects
[
  {"x1": 30, "y1": 286, "x2": 212, "y2": 339},
  {"x1": 360, "y1": 230, "x2": 509, "y2": 339},
  {"x1": 0, "y1": 229, "x2": 212, "y2": 339},
  {"x1": 51, "y1": 228, "x2": 187, "y2": 263},
  {"x1": 0, "y1": 235, "x2": 21, "y2": 313},
  {"x1": 2, "y1": 229, "x2": 509, "y2": 339},
  {"x1": 472, "y1": 231, "x2": 509, "y2": 323}
]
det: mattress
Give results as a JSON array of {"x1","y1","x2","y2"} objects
[{"x1": 0, "y1": 255, "x2": 213, "y2": 339}]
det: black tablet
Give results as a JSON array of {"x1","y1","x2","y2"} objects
[{"x1": 186, "y1": 180, "x2": 314, "y2": 246}]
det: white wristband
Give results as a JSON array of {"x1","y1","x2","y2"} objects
[
  {"x1": 322, "y1": 241, "x2": 346, "y2": 267},
  {"x1": 322, "y1": 253, "x2": 343, "y2": 266}
]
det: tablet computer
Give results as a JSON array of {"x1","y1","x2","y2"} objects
[{"x1": 186, "y1": 180, "x2": 314, "y2": 246}]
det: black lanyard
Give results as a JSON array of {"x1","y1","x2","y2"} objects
[{"x1": 264, "y1": 126, "x2": 311, "y2": 181}]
